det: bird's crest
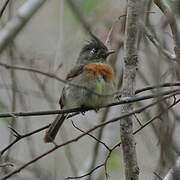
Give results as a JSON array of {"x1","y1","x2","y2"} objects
[{"x1": 81, "y1": 36, "x2": 108, "y2": 53}]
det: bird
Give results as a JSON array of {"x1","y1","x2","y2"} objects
[{"x1": 44, "y1": 36, "x2": 116, "y2": 143}]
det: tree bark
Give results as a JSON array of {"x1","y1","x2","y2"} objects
[{"x1": 120, "y1": 0, "x2": 140, "y2": 179}]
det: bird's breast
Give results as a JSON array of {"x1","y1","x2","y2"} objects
[{"x1": 84, "y1": 63, "x2": 114, "y2": 81}]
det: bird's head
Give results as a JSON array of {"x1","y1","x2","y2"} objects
[{"x1": 77, "y1": 37, "x2": 114, "y2": 65}]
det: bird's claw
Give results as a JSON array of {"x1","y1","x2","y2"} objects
[
  {"x1": 116, "y1": 95, "x2": 121, "y2": 101},
  {"x1": 94, "y1": 108, "x2": 99, "y2": 113},
  {"x1": 80, "y1": 111, "x2": 86, "y2": 115}
]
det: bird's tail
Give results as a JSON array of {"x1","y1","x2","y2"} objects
[{"x1": 44, "y1": 114, "x2": 67, "y2": 143}]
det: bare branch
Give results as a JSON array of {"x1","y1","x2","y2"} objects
[
  {"x1": 0, "y1": 0, "x2": 11, "y2": 18},
  {"x1": 154, "y1": 0, "x2": 180, "y2": 78},
  {"x1": 164, "y1": 157, "x2": 180, "y2": 180},
  {"x1": 154, "y1": 172, "x2": 163, "y2": 180},
  {"x1": 64, "y1": 164, "x2": 104, "y2": 180},
  {"x1": 1, "y1": 92, "x2": 179, "y2": 180},
  {"x1": 0, "y1": 88, "x2": 179, "y2": 118},
  {"x1": 104, "y1": 98, "x2": 180, "y2": 180},
  {"x1": 0, "y1": 61, "x2": 117, "y2": 97},
  {"x1": 0, "y1": 124, "x2": 49, "y2": 156},
  {"x1": 86, "y1": 109, "x2": 110, "y2": 180},
  {"x1": 0, "y1": 0, "x2": 47, "y2": 53},
  {"x1": 1, "y1": 61, "x2": 180, "y2": 98},
  {"x1": 66, "y1": 0, "x2": 94, "y2": 38},
  {"x1": 71, "y1": 121, "x2": 111, "y2": 151},
  {"x1": 0, "y1": 163, "x2": 13, "y2": 168},
  {"x1": 135, "y1": 82, "x2": 180, "y2": 94},
  {"x1": 2, "y1": 90, "x2": 178, "y2": 156},
  {"x1": 140, "y1": 22, "x2": 177, "y2": 61},
  {"x1": 120, "y1": 0, "x2": 140, "y2": 179}
]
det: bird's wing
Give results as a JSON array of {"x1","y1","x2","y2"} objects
[
  {"x1": 59, "y1": 65, "x2": 84, "y2": 109},
  {"x1": 65, "y1": 64, "x2": 84, "y2": 80}
]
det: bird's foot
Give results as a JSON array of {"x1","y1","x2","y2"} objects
[
  {"x1": 116, "y1": 95, "x2": 121, "y2": 101},
  {"x1": 94, "y1": 108, "x2": 99, "y2": 113},
  {"x1": 80, "y1": 105, "x2": 88, "y2": 115}
]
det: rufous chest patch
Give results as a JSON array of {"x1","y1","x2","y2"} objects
[{"x1": 84, "y1": 63, "x2": 114, "y2": 81}]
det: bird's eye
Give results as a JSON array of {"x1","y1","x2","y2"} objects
[{"x1": 90, "y1": 48, "x2": 98, "y2": 55}]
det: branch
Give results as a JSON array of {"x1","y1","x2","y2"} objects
[
  {"x1": 154, "y1": 0, "x2": 180, "y2": 78},
  {"x1": 1, "y1": 61, "x2": 180, "y2": 98},
  {"x1": 135, "y1": 82, "x2": 180, "y2": 94},
  {"x1": 64, "y1": 98, "x2": 180, "y2": 180},
  {"x1": 64, "y1": 164, "x2": 104, "y2": 180},
  {"x1": 1, "y1": 90, "x2": 179, "y2": 165},
  {"x1": 0, "y1": 89, "x2": 179, "y2": 170},
  {"x1": 66, "y1": 0, "x2": 94, "y2": 38},
  {"x1": 1, "y1": 91, "x2": 179, "y2": 180},
  {"x1": 105, "y1": 98, "x2": 180, "y2": 180},
  {"x1": 71, "y1": 121, "x2": 111, "y2": 151},
  {"x1": 86, "y1": 109, "x2": 110, "y2": 180},
  {"x1": 140, "y1": 22, "x2": 177, "y2": 61},
  {"x1": 0, "y1": 0, "x2": 11, "y2": 18},
  {"x1": 164, "y1": 156, "x2": 180, "y2": 180},
  {"x1": 0, "y1": 124, "x2": 50, "y2": 156},
  {"x1": 0, "y1": 88, "x2": 179, "y2": 118},
  {"x1": 0, "y1": 163, "x2": 13, "y2": 168},
  {"x1": 0, "y1": 61, "x2": 117, "y2": 97},
  {"x1": 120, "y1": 0, "x2": 140, "y2": 179},
  {"x1": 0, "y1": 112, "x2": 78, "y2": 156},
  {"x1": 0, "y1": 0, "x2": 47, "y2": 53},
  {"x1": 1, "y1": 89, "x2": 178, "y2": 155},
  {"x1": 154, "y1": 172, "x2": 163, "y2": 180}
]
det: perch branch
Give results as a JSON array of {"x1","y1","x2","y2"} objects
[
  {"x1": 120, "y1": 0, "x2": 140, "y2": 179},
  {"x1": 1, "y1": 91, "x2": 179, "y2": 180}
]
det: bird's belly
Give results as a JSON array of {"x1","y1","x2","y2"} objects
[
  {"x1": 80, "y1": 78, "x2": 111, "y2": 108},
  {"x1": 64, "y1": 77, "x2": 113, "y2": 109}
]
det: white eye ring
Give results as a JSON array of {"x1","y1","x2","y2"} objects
[{"x1": 90, "y1": 48, "x2": 98, "y2": 55}]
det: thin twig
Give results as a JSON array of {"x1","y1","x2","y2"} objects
[
  {"x1": 105, "y1": 16, "x2": 122, "y2": 47},
  {"x1": 0, "y1": 61, "x2": 117, "y2": 97},
  {"x1": 65, "y1": 97, "x2": 180, "y2": 180},
  {"x1": 0, "y1": 163, "x2": 13, "y2": 168},
  {"x1": 87, "y1": 108, "x2": 110, "y2": 180},
  {"x1": 140, "y1": 22, "x2": 177, "y2": 61},
  {"x1": 0, "y1": 0, "x2": 47, "y2": 53},
  {"x1": 1, "y1": 61, "x2": 180, "y2": 98},
  {"x1": 0, "y1": 125, "x2": 50, "y2": 156},
  {"x1": 154, "y1": 172, "x2": 163, "y2": 180},
  {"x1": 135, "y1": 82, "x2": 180, "y2": 94},
  {"x1": 104, "y1": 143, "x2": 120, "y2": 180},
  {"x1": 1, "y1": 92, "x2": 179, "y2": 180},
  {"x1": 0, "y1": 88, "x2": 179, "y2": 118},
  {"x1": 64, "y1": 164, "x2": 104, "y2": 180},
  {"x1": 71, "y1": 121, "x2": 111, "y2": 151},
  {"x1": 0, "y1": 0, "x2": 11, "y2": 18},
  {"x1": 154, "y1": 0, "x2": 180, "y2": 79},
  {"x1": 60, "y1": 127, "x2": 78, "y2": 178},
  {"x1": 66, "y1": 0, "x2": 94, "y2": 38},
  {"x1": 104, "y1": 98, "x2": 180, "y2": 180}
]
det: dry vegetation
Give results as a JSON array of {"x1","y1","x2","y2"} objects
[{"x1": 0, "y1": 0, "x2": 180, "y2": 180}]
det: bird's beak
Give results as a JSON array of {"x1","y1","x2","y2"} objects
[{"x1": 106, "y1": 50, "x2": 115, "y2": 57}]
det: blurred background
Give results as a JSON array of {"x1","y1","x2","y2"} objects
[{"x1": 0, "y1": 0, "x2": 180, "y2": 179}]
